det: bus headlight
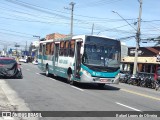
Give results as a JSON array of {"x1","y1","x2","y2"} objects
[
  {"x1": 115, "y1": 73, "x2": 120, "y2": 80},
  {"x1": 118, "y1": 73, "x2": 121, "y2": 77},
  {"x1": 81, "y1": 69, "x2": 91, "y2": 77}
]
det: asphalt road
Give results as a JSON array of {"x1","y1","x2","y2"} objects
[{"x1": 0, "y1": 63, "x2": 160, "y2": 120}]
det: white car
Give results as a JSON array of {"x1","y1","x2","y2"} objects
[
  {"x1": 19, "y1": 57, "x2": 27, "y2": 63},
  {"x1": 32, "y1": 60, "x2": 38, "y2": 65}
]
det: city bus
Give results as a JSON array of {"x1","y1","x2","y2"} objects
[{"x1": 38, "y1": 35, "x2": 121, "y2": 87}]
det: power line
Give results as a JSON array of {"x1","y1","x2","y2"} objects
[
  {"x1": 97, "y1": 23, "x2": 135, "y2": 35},
  {"x1": 1, "y1": 0, "x2": 149, "y2": 42},
  {"x1": 1, "y1": 0, "x2": 139, "y2": 36},
  {"x1": 112, "y1": 11, "x2": 137, "y2": 31},
  {"x1": 0, "y1": 28, "x2": 33, "y2": 36},
  {"x1": 0, "y1": 16, "x2": 70, "y2": 25},
  {"x1": 3, "y1": 0, "x2": 135, "y2": 22},
  {"x1": 0, "y1": 31, "x2": 34, "y2": 38},
  {"x1": 142, "y1": 20, "x2": 160, "y2": 22},
  {"x1": 77, "y1": 0, "x2": 123, "y2": 9},
  {"x1": 4, "y1": 0, "x2": 70, "y2": 20}
]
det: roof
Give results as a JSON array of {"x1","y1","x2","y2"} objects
[
  {"x1": 39, "y1": 34, "x2": 119, "y2": 44},
  {"x1": 45, "y1": 33, "x2": 68, "y2": 40}
]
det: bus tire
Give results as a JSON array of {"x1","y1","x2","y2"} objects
[
  {"x1": 45, "y1": 65, "x2": 50, "y2": 77},
  {"x1": 98, "y1": 83, "x2": 105, "y2": 88}
]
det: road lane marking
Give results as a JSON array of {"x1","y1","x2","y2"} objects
[
  {"x1": 26, "y1": 69, "x2": 30, "y2": 71},
  {"x1": 116, "y1": 102, "x2": 141, "y2": 111},
  {"x1": 121, "y1": 89, "x2": 160, "y2": 101},
  {"x1": 36, "y1": 73, "x2": 40, "y2": 75},
  {"x1": 71, "y1": 86, "x2": 84, "y2": 91},
  {"x1": 49, "y1": 78, "x2": 56, "y2": 81}
]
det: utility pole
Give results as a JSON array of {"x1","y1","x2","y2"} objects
[
  {"x1": 65, "y1": 2, "x2": 75, "y2": 37},
  {"x1": 70, "y1": 2, "x2": 75, "y2": 37},
  {"x1": 25, "y1": 41, "x2": 27, "y2": 51},
  {"x1": 91, "y1": 23, "x2": 94, "y2": 35},
  {"x1": 3, "y1": 45, "x2": 7, "y2": 56},
  {"x1": 133, "y1": 0, "x2": 142, "y2": 76}
]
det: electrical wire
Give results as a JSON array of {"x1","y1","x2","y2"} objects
[{"x1": 77, "y1": 0, "x2": 123, "y2": 9}]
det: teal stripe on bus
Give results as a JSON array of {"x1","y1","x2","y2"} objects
[{"x1": 81, "y1": 64, "x2": 119, "y2": 78}]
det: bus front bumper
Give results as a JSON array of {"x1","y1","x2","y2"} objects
[{"x1": 80, "y1": 72, "x2": 120, "y2": 84}]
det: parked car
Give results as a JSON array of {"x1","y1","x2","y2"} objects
[
  {"x1": 32, "y1": 60, "x2": 38, "y2": 65},
  {"x1": 19, "y1": 56, "x2": 27, "y2": 63},
  {"x1": 0, "y1": 57, "x2": 23, "y2": 79}
]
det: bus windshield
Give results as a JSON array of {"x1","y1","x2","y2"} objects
[{"x1": 82, "y1": 36, "x2": 121, "y2": 68}]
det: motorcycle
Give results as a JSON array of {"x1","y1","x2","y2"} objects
[
  {"x1": 155, "y1": 80, "x2": 160, "y2": 91},
  {"x1": 122, "y1": 73, "x2": 131, "y2": 83}
]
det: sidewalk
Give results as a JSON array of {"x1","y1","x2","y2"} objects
[
  {"x1": 0, "y1": 86, "x2": 16, "y2": 120},
  {"x1": 0, "y1": 80, "x2": 39, "y2": 120}
]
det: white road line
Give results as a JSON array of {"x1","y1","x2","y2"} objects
[
  {"x1": 116, "y1": 102, "x2": 141, "y2": 111},
  {"x1": 49, "y1": 78, "x2": 56, "y2": 81},
  {"x1": 36, "y1": 73, "x2": 40, "y2": 75},
  {"x1": 121, "y1": 89, "x2": 160, "y2": 101},
  {"x1": 71, "y1": 86, "x2": 84, "y2": 92},
  {"x1": 26, "y1": 69, "x2": 30, "y2": 71}
]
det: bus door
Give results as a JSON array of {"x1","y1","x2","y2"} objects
[
  {"x1": 74, "y1": 40, "x2": 82, "y2": 79},
  {"x1": 54, "y1": 43, "x2": 60, "y2": 66}
]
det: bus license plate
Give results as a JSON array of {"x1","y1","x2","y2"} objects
[{"x1": 100, "y1": 79, "x2": 108, "y2": 82}]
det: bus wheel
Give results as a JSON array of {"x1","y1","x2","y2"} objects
[
  {"x1": 45, "y1": 66, "x2": 50, "y2": 77},
  {"x1": 98, "y1": 83, "x2": 105, "y2": 88}
]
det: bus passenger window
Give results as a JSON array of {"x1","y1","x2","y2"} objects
[
  {"x1": 64, "y1": 41, "x2": 69, "y2": 56},
  {"x1": 45, "y1": 43, "x2": 50, "y2": 55},
  {"x1": 51, "y1": 43, "x2": 54, "y2": 55},
  {"x1": 69, "y1": 40, "x2": 75, "y2": 57},
  {"x1": 60, "y1": 41, "x2": 64, "y2": 56},
  {"x1": 49, "y1": 43, "x2": 51, "y2": 55},
  {"x1": 39, "y1": 43, "x2": 42, "y2": 55}
]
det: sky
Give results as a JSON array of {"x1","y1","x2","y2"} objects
[{"x1": 0, "y1": 0, "x2": 160, "y2": 51}]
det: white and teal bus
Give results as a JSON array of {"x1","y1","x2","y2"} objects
[{"x1": 38, "y1": 35, "x2": 121, "y2": 87}]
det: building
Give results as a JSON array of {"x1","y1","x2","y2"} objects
[
  {"x1": 45, "y1": 33, "x2": 67, "y2": 40},
  {"x1": 121, "y1": 46, "x2": 160, "y2": 74},
  {"x1": 121, "y1": 42, "x2": 128, "y2": 59},
  {"x1": 29, "y1": 33, "x2": 67, "y2": 60}
]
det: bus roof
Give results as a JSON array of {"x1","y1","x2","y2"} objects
[{"x1": 39, "y1": 35, "x2": 118, "y2": 44}]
